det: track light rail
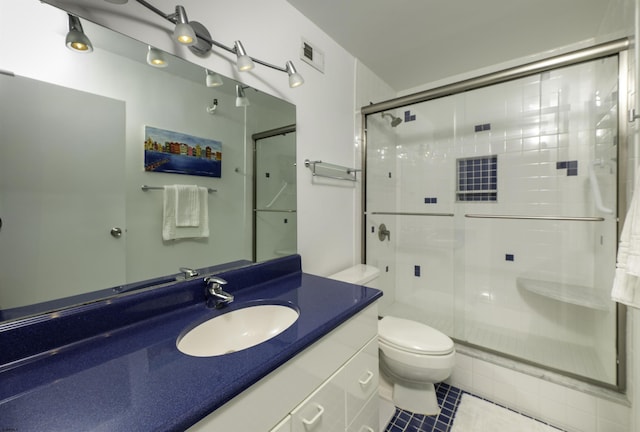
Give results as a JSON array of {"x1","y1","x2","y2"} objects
[{"x1": 134, "y1": 0, "x2": 290, "y2": 74}]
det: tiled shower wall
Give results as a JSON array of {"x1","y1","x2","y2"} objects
[{"x1": 366, "y1": 56, "x2": 620, "y2": 385}]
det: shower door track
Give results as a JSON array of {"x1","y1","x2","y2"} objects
[{"x1": 361, "y1": 38, "x2": 630, "y2": 116}]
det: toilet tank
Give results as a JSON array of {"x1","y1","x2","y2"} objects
[{"x1": 328, "y1": 264, "x2": 380, "y2": 288}]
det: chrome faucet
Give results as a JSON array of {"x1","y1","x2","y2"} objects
[{"x1": 204, "y1": 276, "x2": 234, "y2": 309}]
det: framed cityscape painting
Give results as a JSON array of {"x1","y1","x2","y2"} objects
[{"x1": 143, "y1": 126, "x2": 222, "y2": 178}]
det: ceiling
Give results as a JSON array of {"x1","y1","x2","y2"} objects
[{"x1": 286, "y1": 0, "x2": 614, "y2": 92}]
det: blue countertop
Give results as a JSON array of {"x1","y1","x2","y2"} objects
[{"x1": 0, "y1": 255, "x2": 381, "y2": 431}]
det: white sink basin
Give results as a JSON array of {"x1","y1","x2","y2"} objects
[{"x1": 177, "y1": 304, "x2": 299, "y2": 357}]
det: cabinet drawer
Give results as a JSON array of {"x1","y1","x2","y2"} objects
[
  {"x1": 291, "y1": 374, "x2": 345, "y2": 432},
  {"x1": 344, "y1": 336, "x2": 379, "y2": 424},
  {"x1": 346, "y1": 391, "x2": 379, "y2": 432}
]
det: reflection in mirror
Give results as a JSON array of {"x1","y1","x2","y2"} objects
[
  {"x1": 0, "y1": 1, "x2": 296, "y2": 322},
  {"x1": 253, "y1": 126, "x2": 298, "y2": 262}
]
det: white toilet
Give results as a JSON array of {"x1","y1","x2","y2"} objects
[{"x1": 329, "y1": 264, "x2": 455, "y2": 417}]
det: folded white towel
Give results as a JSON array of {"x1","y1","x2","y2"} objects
[
  {"x1": 175, "y1": 184, "x2": 200, "y2": 227},
  {"x1": 163, "y1": 185, "x2": 209, "y2": 241},
  {"x1": 612, "y1": 173, "x2": 640, "y2": 308}
]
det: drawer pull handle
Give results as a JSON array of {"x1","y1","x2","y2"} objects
[
  {"x1": 358, "y1": 370, "x2": 374, "y2": 386},
  {"x1": 359, "y1": 427, "x2": 375, "y2": 432},
  {"x1": 302, "y1": 404, "x2": 325, "y2": 427}
]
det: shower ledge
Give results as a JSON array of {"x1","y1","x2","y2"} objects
[{"x1": 516, "y1": 277, "x2": 610, "y2": 311}]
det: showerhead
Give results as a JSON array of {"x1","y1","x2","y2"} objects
[{"x1": 381, "y1": 112, "x2": 402, "y2": 127}]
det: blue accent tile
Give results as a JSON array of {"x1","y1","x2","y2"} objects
[
  {"x1": 474, "y1": 124, "x2": 482, "y2": 132},
  {"x1": 567, "y1": 160, "x2": 578, "y2": 169},
  {"x1": 506, "y1": 254, "x2": 514, "y2": 261},
  {"x1": 457, "y1": 156, "x2": 498, "y2": 202},
  {"x1": 414, "y1": 265, "x2": 421, "y2": 277},
  {"x1": 482, "y1": 123, "x2": 491, "y2": 131},
  {"x1": 557, "y1": 161, "x2": 567, "y2": 169},
  {"x1": 433, "y1": 197, "x2": 437, "y2": 203},
  {"x1": 567, "y1": 168, "x2": 578, "y2": 176},
  {"x1": 404, "y1": 110, "x2": 416, "y2": 122}
]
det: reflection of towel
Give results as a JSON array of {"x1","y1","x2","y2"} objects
[
  {"x1": 612, "y1": 174, "x2": 640, "y2": 308},
  {"x1": 163, "y1": 185, "x2": 209, "y2": 240},
  {"x1": 175, "y1": 185, "x2": 200, "y2": 227}
]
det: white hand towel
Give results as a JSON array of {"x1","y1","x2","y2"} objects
[
  {"x1": 175, "y1": 184, "x2": 200, "y2": 227},
  {"x1": 612, "y1": 173, "x2": 640, "y2": 308},
  {"x1": 163, "y1": 186, "x2": 209, "y2": 241}
]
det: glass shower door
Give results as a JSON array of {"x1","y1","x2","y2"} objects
[{"x1": 365, "y1": 54, "x2": 621, "y2": 386}]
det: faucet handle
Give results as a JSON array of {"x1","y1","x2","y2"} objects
[
  {"x1": 204, "y1": 276, "x2": 228, "y2": 288},
  {"x1": 179, "y1": 267, "x2": 199, "y2": 278}
]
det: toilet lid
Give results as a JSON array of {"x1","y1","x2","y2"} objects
[{"x1": 378, "y1": 316, "x2": 454, "y2": 355}]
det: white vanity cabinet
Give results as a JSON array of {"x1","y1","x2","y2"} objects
[
  {"x1": 189, "y1": 303, "x2": 379, "y2": 431},
  {"x1": 291, "y1": 374, "x2": 345, "y2": 432},
  {"x1": 289, "y1": 337, "x2": 379, "y2": 432}
]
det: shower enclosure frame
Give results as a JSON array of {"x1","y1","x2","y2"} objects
[
  {"x1": 252, "y1": 124, "x2": 297, "y2": 262},
  {"x1": 361, "y1": 38, "x2": 631, "y2": 391}
]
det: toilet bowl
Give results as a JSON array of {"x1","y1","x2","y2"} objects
[
  {"x1": 378, "y1": 316, "x2": 455, "y2": 415},
  {"x1": 328, "y1": 265, "x2": 455, "y2": 417}
]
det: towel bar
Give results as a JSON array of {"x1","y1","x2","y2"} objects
[{"x1": 141, "y1": 185, "x2": 217, "y2": 193}]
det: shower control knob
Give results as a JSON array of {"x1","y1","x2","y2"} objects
[
  {"x1": 378, "y1": 223, "x2": 391, "y2": 241},
  {"x1": 110, "y1": 227, "x2": 123, "y2": 238}
]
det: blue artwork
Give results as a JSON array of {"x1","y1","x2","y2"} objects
[{"x1": 144, "y1": 126, "x2": 222, "y2": 178}]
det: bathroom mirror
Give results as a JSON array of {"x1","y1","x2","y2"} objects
[{"x1": 0, "y1": 1, "x2": 296, "y2": 322}]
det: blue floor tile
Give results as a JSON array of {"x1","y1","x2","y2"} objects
[{"x1": 383, "y1": 382, "x2": 565, "y2": 432}]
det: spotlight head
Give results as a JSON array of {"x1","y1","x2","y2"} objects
[
  {"x1": 66, "y1": 15, "x2": 93, "y2": 53},
  {"x1": 146, "y1": 46, "x2": 168, "y2": 68},
  {"x1": 234, "y1": 41, "x2": 254, "y2": 72},
  {"x1": 173, "y1": 5, "x2": 197, "y2": 46},
  {"x1": 285, "y1": 61, "x2": 304, "y2": 88}
]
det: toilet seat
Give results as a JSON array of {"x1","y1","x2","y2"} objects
[{"x1": 379, "y1": 316, "x2": 454, "y2": 356}]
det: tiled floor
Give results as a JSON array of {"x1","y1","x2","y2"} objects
[
  {"x1": 384, "y1": 383, "x2": 462, "y2": 432},
  {"x1": 383, "y1": 382, "x2": 564, "y2": 432}
]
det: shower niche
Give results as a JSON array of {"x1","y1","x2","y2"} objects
[{"x1": 364, "y1": 52, "x2": 623, "y2": 387}]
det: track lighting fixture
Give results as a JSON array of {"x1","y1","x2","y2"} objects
[
  {"x1": 188, "y1": 21, "x2": 213, "y2": 56},
  {"x1": 235, "y1": 85, "x2": 250, "y2": 107},
  {"x1": 122, "y1": 1, "x2": 304, "y2": 88},
  {"x1": 66, "y1": 15, "x2": 93, "y2": 53},
  {"x1": 171, "y1": 5, "x2": 197, "y2": 46},
  {"x1": 285, "y1": 61, "x2": 304, "y2": 88},
  {"x1": 205, "y1": 69, "x2": 223, "y2": 87},
  {"x1": 146, "y1": 46, "x2": 168, "y2": 67},
  {"x1": 233, "y1": 41, "x2": 255, "y2": 72}
]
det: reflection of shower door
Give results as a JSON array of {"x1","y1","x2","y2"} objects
[
  {"x1": 253, "y1": 126, "x2": 297, "y2": 262},
  {"x1": 0, "y1": 75, "x2": 126, "y2": 310},
  {"x1": 364, "y1": 53, "x2": 623, "y2": 387}
]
